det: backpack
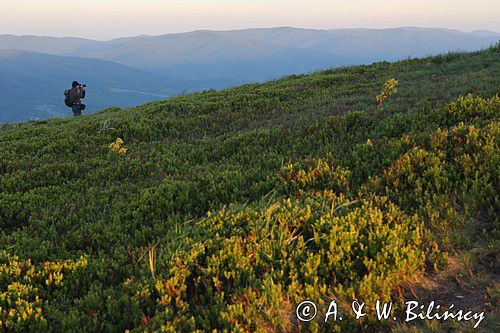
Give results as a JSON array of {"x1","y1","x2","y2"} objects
[{"x1": 64, "y1": 89, "x2": 74, "y2": 107}]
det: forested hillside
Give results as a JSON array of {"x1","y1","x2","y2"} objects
[{"x1": 0, "y1": 46, "x2": 498, "y2": 332}]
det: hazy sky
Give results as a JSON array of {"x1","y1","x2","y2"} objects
[{"x1": 2, "y1": 0, "x2": 499, "y2": 40}]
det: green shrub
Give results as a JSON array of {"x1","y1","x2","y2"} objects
[
  {"x1": 0, "y1": 48, "x2": 498, "y2": 331},
  {"x1": 133, "y1": 192, "x2": 431, "y2": 331},
  {"x1": 0, "y1": 252, "x2": 87, "y2": 331}
]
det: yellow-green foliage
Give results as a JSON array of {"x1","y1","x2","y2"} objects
[
  {"x1": 109, "y1": 137, "x2": 127, "y2": 156},
  {"x1": 376, "y1": 78, "x2": 398, "y2": 109},
  {"x1": 279, "y1": 159, "x2": 351, "y2": 194},
  {"x1": 435, "y1": 93, "x2": 499, "y2": 126},
  {"x1": 0, "y1": 47, "x2": 498, "y2": 331},
  {"x1": 0, "y1": 252, "x2": 87, "y2": 331},
  {"x1": 367, "y1": 120, "x2": 499, "y2": 249},
  {"x1": 129, "y1": 113, "x2": 498, "y2": 331},
  {"x1": 128, "y1": 192, "x2": 429, "y2": 331}
]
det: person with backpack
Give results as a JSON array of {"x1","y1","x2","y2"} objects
[{"x1": 64, "y1": 81, "x2": 86, "y2": 116}]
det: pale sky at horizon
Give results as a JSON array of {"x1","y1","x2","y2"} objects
[{"x1": 2, "y1": 0, "x2": 499, "y2": 40}]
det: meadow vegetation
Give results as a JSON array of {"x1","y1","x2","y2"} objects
[{"x1": 0, "y1": 46, "x2": 499, "y2": 331}]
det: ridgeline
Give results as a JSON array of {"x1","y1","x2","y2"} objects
[{"x1": 0, "y1": 46, "x2": 499, "y2": 332}]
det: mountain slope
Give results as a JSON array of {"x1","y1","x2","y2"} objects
[
  {"x1": 0, "y1": 47, "x2": 499, "y2": 331},
  {"x1": 2, "y1": 27, "x2": 498, "y2": 86},
  {"x1": 2, "y1": 27, "x2": 498, "y2": 123},
  {"x1": 0, "y1": 50, "x2": 192, "y2": 122}
]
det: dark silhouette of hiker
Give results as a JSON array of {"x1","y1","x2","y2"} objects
[{"x1": 64, "y1": 81, "x2": 86, "y2": 116}]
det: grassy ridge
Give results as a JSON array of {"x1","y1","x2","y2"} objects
[{"x1": 0, "y1": 47, "x2": 499, "y2": 331}]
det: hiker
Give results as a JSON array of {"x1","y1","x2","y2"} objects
[{"x1": 64, "y1": 81, "x2": 87, "y2": 116}]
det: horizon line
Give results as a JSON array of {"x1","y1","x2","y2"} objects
[{"x1": 1, "y1": 25, "x2": 499, "y2": 42}]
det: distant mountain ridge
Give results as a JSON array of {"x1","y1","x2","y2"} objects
[
  {"x1": 469, "y1": 29, "x2": 500, "y2": 37},
  {"x1": 3, "y1": 27, "x2": 498, "y2": 64},
  {"x1": 0, "y1": 27, "x2": 498, "y2": 122}
]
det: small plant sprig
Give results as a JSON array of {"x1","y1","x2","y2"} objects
[
  {"x1": 109, "y1": 138, "x2": 127, "y2": 156},
  {"x1": 376, "y1": 78, "x2": 398, "y2": 110}
]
